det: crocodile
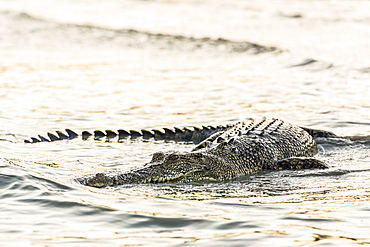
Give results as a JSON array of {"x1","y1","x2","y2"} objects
[{"x1": 25, "y1": 118, "x2": 338, "y2": 187}]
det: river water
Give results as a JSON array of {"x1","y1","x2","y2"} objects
[{"x1": 1, "y1": 0, "x2": 370, "y2": 246}]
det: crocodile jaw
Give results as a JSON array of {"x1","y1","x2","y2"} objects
[
  {"x1": 81, "y1": 170, "x2": 188, "y2": 187},
  {"x1": 142, "y1": 174, "x2": 184, "y2": 184},
  {"x1": 82, "y1": 153, "x2": 221, "y2": 187},
  {"x1": 140, "y1": 170, "x2": 218, "y2": 184},
  {"x1": 82, "y1": 173, "x2": 184, "y2": 187},
  {"x1": 82, "y1": 167, "x2": 218, "y2": 187}
]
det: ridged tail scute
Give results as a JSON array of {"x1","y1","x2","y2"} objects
[
  {"x1": 24, "y1": 125, "x2": 228, "y2": 144},
  {"x1": 141, "y1": 129, "x2": 154, "y2": 139},
  {"x1": 118, "y1": 129, "x2": 130, "y2": 139},
  {"x1": 106, "y1": 130, "x2": 117, "y2": 139},
  {"x1": 82, "y1": 131, "x2": 92, "y2": 140},
  {"x1": 94, "y1": 130, "x2": 106, "y2": 140},
  {"x1": 24, "y1": 129, "x2": 79, "y2": 143}
]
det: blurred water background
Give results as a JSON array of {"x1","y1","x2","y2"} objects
[{"x1": 0, "y1": 0, "x2": 370, "y2": 246}]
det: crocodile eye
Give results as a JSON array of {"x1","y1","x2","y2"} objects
[
  {"x1": 166, "y1": 153, "x2": 181, "y2": 161},
  {"x1": 151, "y1": 151, "x2": 165, "y2": 162}
]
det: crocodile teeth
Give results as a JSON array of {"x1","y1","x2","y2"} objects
[{"x1": 144, "y1": 175, "x2": 184, "y2": 184}]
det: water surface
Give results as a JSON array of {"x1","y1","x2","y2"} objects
[{"x1": 0, "y1": 0, "x2": 370, "y2": 246}]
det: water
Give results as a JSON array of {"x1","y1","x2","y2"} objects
[{"x1": 1, "y1": 0, "x2": 370, "y2": 246}]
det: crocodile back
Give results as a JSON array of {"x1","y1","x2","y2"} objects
[{"x1": 192, "y1": 118, "x2": 318, "y2": 176}]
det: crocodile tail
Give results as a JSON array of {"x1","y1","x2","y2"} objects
[
  {"x1": 24, "y1": 129, "x2": 79, "y2": 143},
  {"x1": 24, "y1": 125, "x2": 228, "y2": 144}
]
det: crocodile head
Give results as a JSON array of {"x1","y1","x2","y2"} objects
[{"x1": 83, "y1": 151, "x2": 228, "y2": 187}]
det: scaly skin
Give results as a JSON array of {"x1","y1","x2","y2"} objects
[{"x1": 78, "y1": 118, "x2": 332, "y2": 187}]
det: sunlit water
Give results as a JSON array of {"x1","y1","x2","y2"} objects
[{"x1": 0, "y1": 0, "x2": 370, "y2": 246}]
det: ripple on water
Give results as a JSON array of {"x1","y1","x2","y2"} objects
[{"x1": 1, "y1": 1, "x2": 370, "y2": 245}]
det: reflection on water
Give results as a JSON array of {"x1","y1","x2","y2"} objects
[{"x1": 0, "y1": 0, "x2": 370, "y2": 246}]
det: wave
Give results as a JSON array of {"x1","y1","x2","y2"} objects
[
  {"x1": 288, "y1": 58, "x2": 334, "y2": 71},
  {"x1": 0, "y1": 11, "x2": 279, "y2": 54}
]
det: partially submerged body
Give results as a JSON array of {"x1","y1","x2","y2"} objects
[{"x1": 75, "y1": 118, "x2": 333, "y2": 187}]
